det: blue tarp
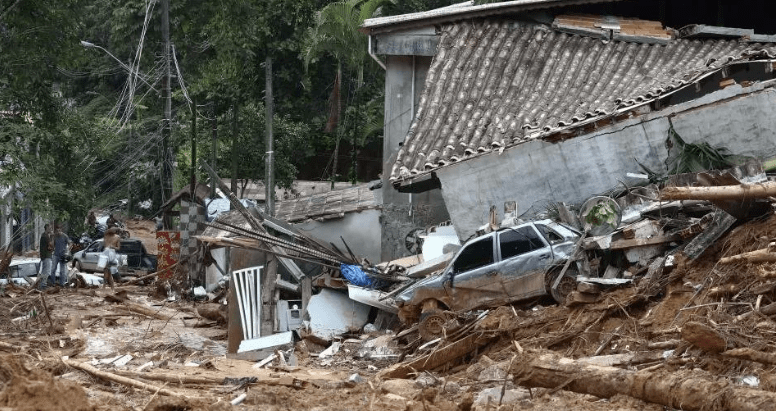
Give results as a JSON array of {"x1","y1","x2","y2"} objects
[{"x1": 340, "y1": 264, "x2": 373, "y2": 288}]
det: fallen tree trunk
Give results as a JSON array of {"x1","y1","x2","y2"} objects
[
  {"x1": 719, "y1": 247, "x2": 776, "y2": 265},
  {"x1": 722, "y1": 348, "x2": 776, "y2": 366},
  {"x1": 115, "y1": 302, "x2": 174, "y2": 321},
  {"x1": 114, "y1": 370, "x2": 222, "y2": 385},
  {"x1": 63, "y1": 359, "x2": 185, "y2": 398},
  {"x1": 510, "y1": 349, "x2": 776, "y2": 411},
  {"x1": 660, "y1": 182, "x2": 776, "y2": 201}
]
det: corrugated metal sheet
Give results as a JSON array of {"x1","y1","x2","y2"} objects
[
  {"x1": 361, "y1": 0, "x2": 625, "y2": 34},
  {"x1": 390, "y1": 20, "x2": 776, "y2": 182},
  {"x1": 274, "y1": 185, "x2": 379, "y2": 223}
]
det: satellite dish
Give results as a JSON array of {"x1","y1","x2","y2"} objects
[{"x1": 579, "y1": 196, "x2": 622, "y2": 236}]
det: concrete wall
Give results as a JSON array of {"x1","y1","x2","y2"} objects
[
  {"x1": 292, "y1": 209, "x2": 382, "y2": 263},
  {"x1": 436, "y1": 81, "x2": 776, "y2": 240},
  {"x1": 382, "y1": 54, "x2": 450, "y2": 261}
]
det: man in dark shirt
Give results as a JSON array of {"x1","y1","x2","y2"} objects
[
  {"x1": 38, "y1": 224, "x2": 52, "y2": 289},
  {"x1": 50, "y1": 225, "x2": 71, "y2": 287}
]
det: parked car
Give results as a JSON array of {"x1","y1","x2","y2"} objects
[
  {"x1": 72, "y1": 238, "x2": 156, "y2": 273},
  {"x1": 395, "y1": 219, "x2": 581, "y2": 340}
]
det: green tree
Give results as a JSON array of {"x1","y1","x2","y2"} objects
[{"x1": 303, "y1": 0, "x2": 392, "y2": 186}]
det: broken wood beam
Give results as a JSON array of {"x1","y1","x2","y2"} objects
[
  {"x1": 275, "y1": 278, "x2": 301, "y2": 294},
  {"x1": 660, "y1": 181, "x2": 776, "y2": 201},
  {"x1": 722, "y1": 348, "x2": 776, "y2": 366},
  {"x1": 510, "y1": 348, "x2": 776, "y2": 411},
  {"x1": 64, "y1": 359, "x2": 185, "y2": 398},
  {"x1": 379, "y1": 334, "x2": 495, "y2": 379},
  {"x1": 683, "y1": 210, "x2": 737, "y2": 260}
]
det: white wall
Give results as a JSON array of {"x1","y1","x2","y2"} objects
[
  {"x1": 292, "y1": 209, "x2": 382, "y2": 263},
  {"x1": 436, "y1": 82, "x2": 776, "y2": 239}
]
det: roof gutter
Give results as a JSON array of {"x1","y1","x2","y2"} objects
[{"x1": 368, "y1": 34, "x2": 386, "y2": 71}]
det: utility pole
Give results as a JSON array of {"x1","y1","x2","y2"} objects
[
  {"x1": 190, "y1": 97, "x2": 197, "y2": 199},
  {"x1": 330, "y1": 62, "x2": 341, "y2": 189},
  {"x1": 265, "y1": 56, "x2": 275, "y2": 217},
  {"x1": 231, "y1": 103, "x2": 239, "y2": 197},
  {"x1": 161, "y1": 0, "x2": 173, "y2": 228},
  {"x1": 210, "y1": 103, "x2": 217, "y2": 198}
]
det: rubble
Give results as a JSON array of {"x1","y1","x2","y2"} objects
[{"x1": 3, "y1": 164, "x2": 776, "y2": 410}]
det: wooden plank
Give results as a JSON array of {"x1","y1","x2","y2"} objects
[
  {"x1": 379, "y1": 334, "x2": 495, "y2": 379},
  {"x1": 276, "y1": 278, "x2": 300, "y2": 294}
]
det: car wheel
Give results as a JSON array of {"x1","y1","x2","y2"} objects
[
  {"x1": 419, "y1": 309, "x2": 448, "y2": 342},
  {"x1": 548, "y1": 268, "x2": 578, "y2": 304}
]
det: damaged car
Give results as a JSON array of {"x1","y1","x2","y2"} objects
[{"x1": 395, "y1": 220, "x2": 580, "y2": 340}]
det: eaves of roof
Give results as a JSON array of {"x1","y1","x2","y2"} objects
[
  {"x1": 274, "y1": 184, "x2": 380, "y2": 223},
  {"x1": 390, "y1": 20, "x2": 776, "y2": 184},
  {"x1": 361, "y1": 0, "x2": 624, "y2": 34}
]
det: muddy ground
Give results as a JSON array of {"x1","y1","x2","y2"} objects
[{"x1": 3, "y1": 214, "x2": 776, "y2": 410}]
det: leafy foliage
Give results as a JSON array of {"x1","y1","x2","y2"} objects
[
  {"x1": 666, "y1": 120, "x2": 737, "y2": 175},
  {"x1": 1, "y1": 0, "x2": 452, "y2": 231}
]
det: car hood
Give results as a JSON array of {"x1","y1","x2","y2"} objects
[{"x1": 396, "y1": 270, "x2": 446, "y2": 305}]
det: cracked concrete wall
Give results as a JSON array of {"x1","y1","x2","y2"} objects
[
  {"x1": 382, "y1": 55, "x2": 451, "y2": 261},
  {"x1": 436, "y1": 82, "x2": 776, "y2": 240}
]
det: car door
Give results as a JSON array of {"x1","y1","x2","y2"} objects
[
  {"x1": 498, "y1": 224, "x2": 554, "y2": 301},
  {"x1": 444, "y1": 234, "x2": 509, "y2": 311},
  {"x1": 83, "y1": 241, "x2": 104, "y2": 272}
]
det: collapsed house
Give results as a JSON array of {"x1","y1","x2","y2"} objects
[{"x1": 362, "y1": 0, "x2": 776, "y2": 248}]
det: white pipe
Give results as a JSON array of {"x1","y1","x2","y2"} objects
[{"x1": 368, "y1": 35, "x2": 386, "y2": 71}]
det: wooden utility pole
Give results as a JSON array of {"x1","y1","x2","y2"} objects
[
  {"x1": 190, "y1": 97, "x2": 197, "y2": 199},
  {"x1": 230, "y1": 103, "x2": 239, "y2": 197},
  {"x1": 330, "y1": 62, "x2": 341, "y2": 189},
  {"x1": 210, "y1": 103, "x2": 217, "y2": 198},
  {"x1": 160, "y1": 0, "x2": 173, "y2": 228},
  {"x1": 265, "y1": 56, "x2": 275, "y2": 217}
]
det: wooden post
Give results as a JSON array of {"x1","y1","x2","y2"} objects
[{"x1": 261, "y1": 251, "x2": 278, "y2": 336}]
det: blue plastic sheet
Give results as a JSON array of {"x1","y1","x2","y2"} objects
[{"x1": 340, "y1": 264, "x2": 373, "y2": 288}]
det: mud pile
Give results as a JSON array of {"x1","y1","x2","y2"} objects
[{"x1": 0, "y1": 355, "x2": 94, "y2": 411}]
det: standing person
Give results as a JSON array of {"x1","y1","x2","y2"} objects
[
  {"x1": 50, "y1": 225, "x2": 71, "y2": 287},
  {"x1": 100, "y1": 227, "x2": 122, "y2": 289},
  {"x1": 38, "y1": 224, "x2": 53, "y2": 289},
  {"x1": 86, "y1": 211, "x2": 97, "y2": 236}
]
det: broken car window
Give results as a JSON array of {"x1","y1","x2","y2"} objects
[
  {"x1": 499, "y1": 226, "x2": 545, "y2": 259},
  {"x1": 452, "y1": 236, "x2": 494, "y2": 274},
  {"x1": 535, "y1": 224, "x2": 564, "y2": 245}
]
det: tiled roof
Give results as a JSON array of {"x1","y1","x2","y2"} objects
[
  {"x1": 274, "y1": 185, "x2": 379, "y2": 223},
  {"x1": 390, "y1": 20, "x2": 776, "y2": 182}
]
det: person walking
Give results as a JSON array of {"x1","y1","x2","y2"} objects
[
  {"x1": 38, "y1": 224, "x2": 53, "y2": 289},
  {"x1": 100, "y1": 227, "x2": 122, "y2": 289},
  {"x1": 50, "y1": 225, "x2": 71, "y2": 287}
]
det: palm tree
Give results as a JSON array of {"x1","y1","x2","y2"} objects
[{"x1": 303, "y1": 0, "x2": 392, "y2": 187}]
